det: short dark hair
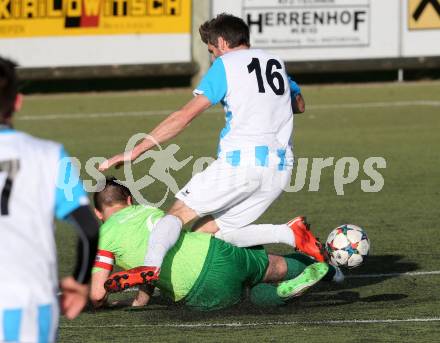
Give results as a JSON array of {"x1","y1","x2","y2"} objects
[
  {"x1": 0, "y1": 57, "x2": 18, "y2": 121},
  {"x1": 93, "y1": 177, "x2": 132, "y2": 212},
  {"x1": 199, "y1": 13, "x2": 250, "y2": 48}
]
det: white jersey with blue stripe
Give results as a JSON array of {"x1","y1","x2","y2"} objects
[
  {"x1": 194, "y1": 48, "x2": 296, "y2": 162},
  {"x1": 0, "y1": 127, "x2": 88, "y2": 342}
]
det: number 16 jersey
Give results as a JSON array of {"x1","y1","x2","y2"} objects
[{"x1": 194, "y1": 49, "x2": 294, "y2": 157}]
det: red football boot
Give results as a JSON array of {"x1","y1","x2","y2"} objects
[
  {"x1": 287, "y1": 216, "x2": 326, "y2": 262},
  {"x1": 104, "y1": 266, "x2": 160, "y2": 293}
]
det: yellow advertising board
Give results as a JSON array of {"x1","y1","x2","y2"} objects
[
  {"x1": 0, "y1": 0, "x2": 191, "y2": 38},
  {"x1": 408, "y1": 0, "x2": 440, "y2": 30}
]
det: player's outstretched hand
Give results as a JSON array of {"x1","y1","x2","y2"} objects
[
  {"x1": 60, "y1": 276, "x2": 89, "y2": 320},
  {"x1": 98, "y1": 152, "x2": 130, "y2": 171}
]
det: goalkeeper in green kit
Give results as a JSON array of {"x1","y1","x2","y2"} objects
[{"x1": 90, "y1": 178, "x2": 340, "y2": 311}]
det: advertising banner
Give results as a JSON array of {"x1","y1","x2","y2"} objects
[
  {"x1": 0, "y1": 0, "x2": 192, "y2": 67},
  {"x1": 0, "y1": 0, "x2": 189, "y2": 37},
  {"x1": 213, "y1": 0, "x2": 400, "y2": 62},
  {"x1": 408, "y1": 0, "x2": 440, "y2": 30},
  {"x1": 403, "y1": 0, "x2": 440, "y2": 57},
  {"x1": 243, "y1": 0, "x2": 370, "y2": 49}
]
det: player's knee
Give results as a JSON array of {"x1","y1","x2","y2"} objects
[{"x1": 263, "y1": 255, "x2": 287, "y2": 282}]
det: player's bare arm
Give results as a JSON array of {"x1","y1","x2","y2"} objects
[
  {"x1": 263, "y1": 255, "x2": 288, "y2": 283},
  {"x1": 60, "y1": 276, "x2": 90, "y2": 320},
  {"x1": 293, "y1": 93, "x2": 305, "y2": 113},
  {"x1": 99, "y1": 95, "x2": 211, "y2": 171},
  {"x1": 288, "y1": 76, "x2": 304, "y2": 114},
  {"x1": 90, "y1": 269, "x2": 111, "y2": 308}
]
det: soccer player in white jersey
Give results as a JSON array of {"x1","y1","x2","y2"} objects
[
  {"x1": 99, "y1": 14, "x2": 325, "y2": 291},
  {"x1": 0, "y1": 57, "x2": 99, "y2": 342}
]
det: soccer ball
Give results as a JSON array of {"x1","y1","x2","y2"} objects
[{"x1": 325, "y1": 224, "x2": 370, "y2": 268}]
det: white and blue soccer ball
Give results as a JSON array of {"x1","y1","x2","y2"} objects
[{"x1": 325, "y1": 224, "x2": 370, "y2": 268}]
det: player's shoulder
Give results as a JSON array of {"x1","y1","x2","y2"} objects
[
  {"x1": 221, "y1": 48, "x2": 285, "y2": 65},
  {"x1": 219, "y1": 49, "x2": 284, "y2": 70},
  {"x1": 104, "y1": 205, "x2": 163, "y2": 227},
  {"x1": 129, "y1": 204, "x2": 164, "y2": 217},
  {"x1": 253, "y1": 48, "x2": 285, "y2": 63},
  {"x1": 12, "y1": 130, "x2": 62, "y2": 155}
]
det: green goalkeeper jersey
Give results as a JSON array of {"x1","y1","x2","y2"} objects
[{"x1": 92, "y1": 205, "x2": 211, "y2": 301}]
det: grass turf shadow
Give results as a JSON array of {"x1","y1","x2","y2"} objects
[
  {"x1": 349, "y1": 254, "x2": 419, "y2": 274},
  {"x1": 326, "y1": 254, "x2": 419, "y2": 290},
  {"x1": 291, "y1": 291, "x2": 408, "y2": 309}
]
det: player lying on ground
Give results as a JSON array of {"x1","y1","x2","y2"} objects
[
  {"x1": 90, "y1": 178, "x2": 341, "y2": 311},
  {"x1": 99, "y1": 13, "x2": 324, "y2": 290}
]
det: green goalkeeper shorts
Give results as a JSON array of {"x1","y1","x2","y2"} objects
[{"x1": 183, "y1": 237, "x2": 269, "y2": 311}]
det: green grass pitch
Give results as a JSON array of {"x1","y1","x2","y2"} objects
[{"x1": 16, "y1": 81, "x2": 440, "y2": 342}]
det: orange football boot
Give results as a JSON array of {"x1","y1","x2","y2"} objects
[
  {"x1": 104, "y1": 266, "x2": 160, "y2": 293},
  {"x1": 287, "y1": 216, "x2": 326, "y2": 262}
]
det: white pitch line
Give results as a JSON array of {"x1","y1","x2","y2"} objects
[
  {"x1": 17, "y1": 110, "x2": 173, "y2": 121},
  {"x1": 61, "y1": 317, "x2": 440, "y2": 329},
  {"x1": 16, "y1": 108, "x2": 222, "y2": 121},
  {"x1": 308, "y1": 100, "x2": 440, "y2": 110},
  {"x1": 16, "y1": 100, "x2": 440, "y2": 121},
  {"x1": 347, "y1": 270, "x2": 440, "y2": 279}
]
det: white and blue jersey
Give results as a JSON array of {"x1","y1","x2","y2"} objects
[
  {"x1": 177, "y1": 49, "x2": 300, "y2": 232},
  {"x1": 194, "y1": 48, "x2": 300, "y2": 168},
  {"x1": 0, "y1": 127, "x2": 88, "y2": 342}
]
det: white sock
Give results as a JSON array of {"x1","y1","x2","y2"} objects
[
  {"x1": 332, "y1": 267, "x2": 345, "y2": 283},
  {"x1": 215, "y1": 224, "x2": 295, "y2": 248},
  {"x1": 144, "y1": 215, "x2": 182, "y2": 268}
]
